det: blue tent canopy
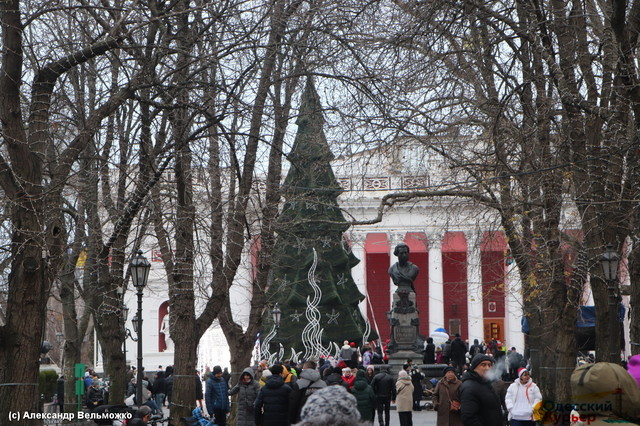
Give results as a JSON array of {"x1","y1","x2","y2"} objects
[
  {"x1": 577, "y1": 306, "x2": 596, "y2": 328},
  {"x1": 522, "y1": 304, "x2": 625, "y2": 333}
]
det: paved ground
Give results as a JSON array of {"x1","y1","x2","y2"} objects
[
  {"x1": 386, "y1": 407, "x2": 437, "y2": 426},
  {"x1": 163, "y1": 405, "x2": 438, "y2": 426}
]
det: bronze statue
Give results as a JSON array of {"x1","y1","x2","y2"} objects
[
  {"x1": 389, "y1": 243, "x2": 419, "y2": 293},
  {"x1": 387, "y1": 243, "x2": 422, "y2": 353}
]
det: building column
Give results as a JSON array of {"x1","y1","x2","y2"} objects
[
  {"x1": 350, "y1": 232, "x2": 374, "y2": 336},
  {"x1": 349, "y1": 232, "x2": 367, "y2": 297},
  {"x1": 428, "y1": 232, "x2": 444, "y2": 334},
  {"x1": 389, "y1": 232, "x2": 405, "y2": 301},
  {"x1": 505, "y1": 263, "x2": 525, "y2": 351},
  {"x1": 466, "y1": 231, "x2": 484, "y2": 343}
]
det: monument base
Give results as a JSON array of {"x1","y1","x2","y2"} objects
[
  {"x1": 387, "y1": 349, "x2": 424, "y2": 375},
  {"x1": 387, "y1": 291, "x2": 425, "y2": 357}
]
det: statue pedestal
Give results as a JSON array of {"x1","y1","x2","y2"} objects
[
  {"x1": 387, "y1": 290, "x2": 424, "y2": 362},
  {"x1": 387, "y1": 350, "x2": 424, "y2": 375}
]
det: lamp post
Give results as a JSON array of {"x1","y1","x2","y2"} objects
[
  {"x1": 130, "y1": 250, "x2": 150, "y2": 406},
  {"x1": 272, "y1": 303, "x2": 281, "y2": 330},
  {"x1": 55, "y1": 332, "x2": 64, "y2": 371},
  {"x1": 272, "y1": 304, "x2": 282, "y2": 362},
  {"x1": 600, "y1": 243, "x2": 620, "y2": 364},
  {"x1": 122, "y1": 305, "x2": 137, "y2": 365}
]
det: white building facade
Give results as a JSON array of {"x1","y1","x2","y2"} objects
[{"x1": 98, "y1": 139, "x2": 589, "y2": 371}]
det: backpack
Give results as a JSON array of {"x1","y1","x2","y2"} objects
[{"x1": 570, "y1": 362, "x2": 640, "y2": 421}]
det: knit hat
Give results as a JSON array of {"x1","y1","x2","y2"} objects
[
  {"x1": 398, "y1": 370, "x2": 408, "y2": 377},
  {"x1": 628, "y1": 355, "x2": 640, "y2": 387},
  {"x1": 470, "y1": 353, "x2": 494, "y2": 370},
  {"x1": 299, "y1": 385, "x2": 361, "y2": 421},
  {"x1": 517, "y1": 367, "x2": 528, "y2": 378},
  {"x1": 212, "y1": 366, "x2": 222, "y2": 375},
  {"x1": 135, "y1": 405, "x2": 152, "y2": 418},
  {"x1": 443, "y1": 366, "x2": 456, "y2": 375}
]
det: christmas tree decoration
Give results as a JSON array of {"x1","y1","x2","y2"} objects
[{"x1": 265, "y1": 77, "x2": 377, "y2": 354}]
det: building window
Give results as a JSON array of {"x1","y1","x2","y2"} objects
[{"x1": 449, "y1": 319, "x2": 461, "y2": 336}]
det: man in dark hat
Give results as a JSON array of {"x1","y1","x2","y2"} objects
[
  {"x1": 460, "y1": 353, "x2": 504, "y2": 425},
  {"x1": 254, "y1": 364, "x2": 292, "y2": 426},
  {"x1": 206, "y1": 365, "x2": 230, "y2": 426}
]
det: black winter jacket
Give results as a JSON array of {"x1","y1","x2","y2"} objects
[
  {"x1": 460, "y1": 370, "x2": 505, "y2": 426},
  {"x1": 451, "y1": 337, "x2": 467, "y2": 364},
  {"x1": 423, "y1": 343, "x2": 436, "y2": 364},
  {"x1": 153, "y1": 374, "x2": 166, "y2": 395},
  {"x1": 370, "y1": 371, "x2": 396, "y2": 400},
  {"x1": 254, "y1": 374, "x2": 292, "y2": 426}
]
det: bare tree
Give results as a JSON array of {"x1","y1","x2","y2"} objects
[
  {"x1": 0, "y1": 2, "x2": 131, "y2": 419},
  {"x1": 314, "y1": 0, "x2": 640, "y2": 401}
]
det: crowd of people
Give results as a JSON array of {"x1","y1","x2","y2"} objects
[
  {"x1": 58, "y1": 331, "x2": 640, "y2": 426},
  {"x1": 188, "y1": 336, "x2": 541, "y2": 426},
  {"x1": 200, "y1": 357, "x2": 408, "y2": 426}
]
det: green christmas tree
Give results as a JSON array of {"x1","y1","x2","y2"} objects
[{"x1": 266, "y1": 77, "x2": 377, "y2": 356}]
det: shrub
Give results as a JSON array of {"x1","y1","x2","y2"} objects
[{"x1": 39, "y1": 369, "x2": 59, "y2": 402}]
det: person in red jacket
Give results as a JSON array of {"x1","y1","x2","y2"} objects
[{"x1": 342, "y1": 367, "x2": 356, "y2": 390}]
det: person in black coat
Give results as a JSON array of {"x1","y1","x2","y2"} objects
[
  {"x1": 469, "y1": 339, "x2": 484, "y2": 358},
  {"x1": 423, "y1": 337, "x2": 436, "y2": 364},
  {"x1": 442, "y1": 339, "x2": 452, "y2": 365},
  {"x1": 152, "y1": 371, "x2": 166, "y2": 411},
  {"x1": 254, "y1": 365, "x2": 292, "y2": 426},
  {"x1": 410, "y1": 366, "x2": 425, "y2": 411},
  {"x1": 164, "y1": 366, "x2": 174, "y2": 406},
  {"x1": 56, "y1": 376, "x2": 65, "y2": 412},
  {"x1": 450, "y1": 334, "x2": 467, "y2": 375},
  {"x1": 195, "y1": 371, "x2": 204, "y2": 408},
  {"x1": 370, "y1": 367, "x2": 396, "y2": 426},
  {"x1": 460, "y1": 354, "x2": 504, "y2": 426}
]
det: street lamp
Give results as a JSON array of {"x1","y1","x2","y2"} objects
[
  {"x1": 600, "y1": 243, "x2": 620, "y2": 364},
  {"x1": 131, "y1": 313, "x2": 141, "y2": 334},
  {"x1": 55, "y1": 332, "x2": 64, "y2": 371},
  {"x1": 271, "y1": 303, "x2": 282, "y2": 362},
  {"x1": 121, "y1": 305, "x2": 138, "y2": 365},
  {"x1": 272, "y1": 303, "x2": 281, "y2": 330},
  {"x1": 129, "y1": 250, "x2": 150, "y2": 406}
]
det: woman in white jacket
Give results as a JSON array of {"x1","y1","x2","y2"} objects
[{"x1": 505, "y1": 368, "x2": 542, "y2": 426}]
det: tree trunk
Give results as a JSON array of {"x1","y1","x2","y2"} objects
[
  {"x1": 170, "y1": 315, "x2": 197, "y2": 422},
  {"x1": 0, "y1": 204, "x2": 48, "y2": 424},
  {"x1": 96, "y1": 312, "x2": 127, "y2": 405},
  {"x1": 629, "y1": 246, "x2": 640, "y2": 355},
  {"x1": 167, "y1": 5, "x2": 196, "y2": 415},
  {"x1": 60, "y1": 264, "x2": 86, "y2": 413}
]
